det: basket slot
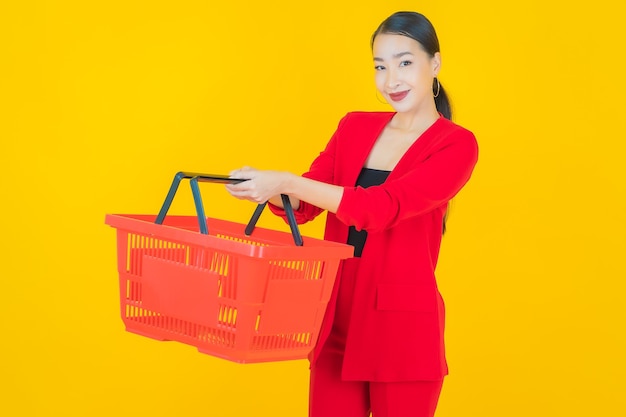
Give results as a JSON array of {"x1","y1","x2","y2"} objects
[
  {"x1": 215, "y1": 233, "x2": 267, "y2": 247},
  {"x1": 125, "y1": 278, "x2": 141, "y2": 303},
  {"x1": 252, "y1": 333, "x2": 312, "y2": 351},
  {"x1": 187, "y1": 247, "x2": 235, "y2": 299},
  {"x1": 124, "y1": 311, "x2": 204, "y2": 342},
  {"x1": 217, "y1": 304, "x2": 238, "y2": 329},
  {"x1": 269, "y1": 259, "x2": 324, "y2": 281},
  {"x1": 197, "y1": 327, "x2": 236, "y2": 348},
  {"x1": 126, "y1": 233, "x2": 188, "y2": 275},
  {"x1": 124, "y1": 304, "x2": 168, "y2": 335}
]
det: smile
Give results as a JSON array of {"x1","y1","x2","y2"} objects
[{"x1": 388, "y1": 91, "x2": 409, "y2": 102}]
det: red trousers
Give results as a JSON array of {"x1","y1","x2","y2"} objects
[{"x1": 309, "y1": 258, "x2": 444, "y2": 417}]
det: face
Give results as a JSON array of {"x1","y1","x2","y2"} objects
[{"x1": 372, "y1": 34, "x2": 441, "y2": 114}]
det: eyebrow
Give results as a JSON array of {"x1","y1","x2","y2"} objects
[{"x1": 373, "y1": 51, "x2": 413, "y2": 61}]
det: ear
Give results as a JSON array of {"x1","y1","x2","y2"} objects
[{"x1": 431, "y1": 52, "x2": 442, "y2": 76}]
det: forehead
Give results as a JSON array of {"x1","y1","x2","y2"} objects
[{"x1": 372, "y1": 34, "x2": 425, "y2": 58}]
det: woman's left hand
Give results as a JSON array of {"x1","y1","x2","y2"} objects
[{"x1": 225, "y1": 167, "x2": 291, "y2": 204}]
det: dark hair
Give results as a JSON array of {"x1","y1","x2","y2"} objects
[{"x1": 371, "y1": 11, "x2": 452, "y2": 120}]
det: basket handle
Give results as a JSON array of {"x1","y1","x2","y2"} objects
[{"x1": 154, "y1": 171, "x2": 304, "y2": 246}]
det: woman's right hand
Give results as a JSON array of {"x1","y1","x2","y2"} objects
[{"x1": 226, "y1": 167, "x2": 294, "y2": 205}]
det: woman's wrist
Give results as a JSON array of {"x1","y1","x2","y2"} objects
[
  {"x1": 279, "y1": 172, "x2": 301, "y2": 210},
  {"x1": 280, "y1": 171, "x2": 298, "y2": 195}
]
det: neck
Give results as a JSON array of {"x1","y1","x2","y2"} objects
[
  {"x1": 389, "y1": 98, "x2": 440, "y2": 131},
  {"x1": 390, "y1": 107, "x2": 440, "y2": 132}
]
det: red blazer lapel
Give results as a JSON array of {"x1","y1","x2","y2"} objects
[{"x1": 338, "y1": 112, "x2": 395, "y2": 187}]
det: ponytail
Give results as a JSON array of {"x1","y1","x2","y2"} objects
[{"x1": 434, "y1": 79, "x2": 452, "y2": 234}]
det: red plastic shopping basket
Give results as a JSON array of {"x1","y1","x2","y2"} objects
[{"x1": 105, "y1": 172, "x2": 353, "y2": 363}]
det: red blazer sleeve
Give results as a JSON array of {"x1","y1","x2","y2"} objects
[{"x1": 336, "y1": 122, "x2": 478, "y2": 233}]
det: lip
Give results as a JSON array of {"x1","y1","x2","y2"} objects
[{"x1": 388, "y1": 90, "x2": 409, "y2": 102}]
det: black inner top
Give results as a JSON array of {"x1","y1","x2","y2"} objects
[{"x1": 346, "y1": 167, "x2": 391, "y2": 257}]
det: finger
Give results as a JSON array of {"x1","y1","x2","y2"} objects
[
  {"x1": 229, "y1": 167, "x2": 255, "y2": 179},
  {"x1": 225, "y1": 184, "x2": 242, "y2": 193},
  {"x1": 225, "y1": 187, "x2": 251, "y2": 199}
]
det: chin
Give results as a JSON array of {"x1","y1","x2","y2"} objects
[{"x1": 390, "y1": 103, "x2": 415, "y2": 113}]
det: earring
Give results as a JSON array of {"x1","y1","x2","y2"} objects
[
  {"x1": 433, "y1": 77, "x2": 441, "y2": 98},
  {"x1": 375, "y1": 90, "x2": 388, "y2": 105}
]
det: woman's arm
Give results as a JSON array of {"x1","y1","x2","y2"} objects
[
  {"x1": 225, "y1": 167, "x2": 344, "y2": 214},
  {"x1": 226, "y1": 114, "x2": 350, "y2": 222}
]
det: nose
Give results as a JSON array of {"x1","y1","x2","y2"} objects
[{"x1": 385, "y1": 67, "x2": 400, "y2": 90}]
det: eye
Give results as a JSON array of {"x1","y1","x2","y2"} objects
[
  {"x1": 399, "y1": 60, "x2": 412, "y2": 67},
  {"x1": 374, "y1": 65, "x2": 385, "y2": 71}
]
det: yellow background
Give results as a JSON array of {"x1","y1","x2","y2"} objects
[{"x1": 2, "y1": 1, "x2": 625, "y2": 416}]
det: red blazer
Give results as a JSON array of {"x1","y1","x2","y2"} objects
[{"x1": 270, "y1": 112, "x2": 478, "y2": 381}]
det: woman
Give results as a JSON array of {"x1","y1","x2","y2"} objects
[{"x1": 226, "y1": 11, "x2": 478, "y2": 417}]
